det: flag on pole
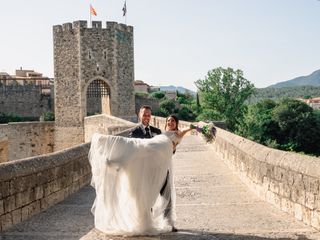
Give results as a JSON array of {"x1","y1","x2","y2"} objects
[
  {"x1": 90, "y1": 4, "x2": 97, "y2": 16},
  {"x1": 122, "y1": 1, "x2": 127, "y2": 17}
]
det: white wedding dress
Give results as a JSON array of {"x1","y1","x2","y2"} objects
[{"x1": 88, "y1": 131, "x2": 181, "y2": 235}]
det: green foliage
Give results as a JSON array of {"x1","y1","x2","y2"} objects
[
  {"x1": 238, "y1": 98, "x2": 320, "y2": 156},
  {"x1": 150, "y1": 91, "x2": 166, "y2": 99},
  {"x1": 0, "y1": 113, "x2": 38, "y2": 123},
  {"x1": 314, "y1": 110, "x2": 320, "y2": 121},
  {"x1": 176, "y1": 91, "x2": 194, "y2": 105},
  {"x1": 43, "y1": 112, "x2": 55, "y2": 121},
  {"x1": 237, "y1": 99, "x2": 279, "y2": 144},
  {"x1": 195, "y1": 67, "x2": 255, "y2": 131},
  {"x1": 272, "y1": 99, "x2": 320, "y2": 154},
  {"x1": 177, "y1": 105, "x2": 196, "y2": 121},
  {"x1": 0, "y1": 113, "x2": 22, "y2": 123},
  {"x1": 135, "y1": 92, "x2": 150, "y2": 98},
  {"x1": 159, "y1": 98, "x2": 176, "y2": 116},
  {"x1": 248, "y1": 86, "x2": 320, "y2": 103},
  {"x1": 196, "y1": 108, "x2": 223, "y2": 122},
  {"x1": 152, "y1": 91, "x2": 198, "y2": 121}
]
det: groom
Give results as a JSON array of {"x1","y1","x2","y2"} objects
[
  {"x1": 129, "y1": 105, "x2": 161, "y2": 138},
  {"x1": 129, "y1": 105, "x2": 177, "y2": 232}
]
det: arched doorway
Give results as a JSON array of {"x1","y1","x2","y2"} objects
[{"x1": 86, "y1": 79, "x2": 111, "y2": 116}]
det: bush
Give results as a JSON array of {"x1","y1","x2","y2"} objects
[
  {"x1": 159, "y1": 98, "x2": 176, "y2": 116},
  {"x1": 177, "y1": 106, "x2": 196, "y2": 121},
  {"x1": 150, "y1": 91, "x2": 166, "y2": 99},
  {"x1": 0, "y1": 113, "x2": 22, "y2": 123},
  {"x1": 43, "y1": 112, "x2": 55, "y2": 121}
]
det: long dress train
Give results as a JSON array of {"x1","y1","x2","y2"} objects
[{"x1": 88, "y1": 132, "x2": 178, "y2": 235}]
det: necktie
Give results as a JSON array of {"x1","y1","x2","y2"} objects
[{"x1": 145, "y1": 127, "x2": 151, "y2": 138}]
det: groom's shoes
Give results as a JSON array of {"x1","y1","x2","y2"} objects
[{"x1": 171, "y1": 226, "x2": 178, "y2": 232}]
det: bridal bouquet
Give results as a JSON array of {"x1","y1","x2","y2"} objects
[{"x1": 190, "y1": 123, "x2": 217, "y2": 143}]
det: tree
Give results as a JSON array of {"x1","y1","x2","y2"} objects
[
  {"x1": 237, "y1": 99, "x2": 279, "y2": 145},
  {"x1": 159, "y1": 98, "x2": 176, "y2": 116},
  {"x1": 195, "y1": 67, "x2": 255, "y2": 131},
  {"x1": 272, "y1": 98, "x2": 320, "y2": 154},
  {"x1": 177, "y1": 105, "x2": 196, "y2": 121},
  {"x1": 239, "y1": 98, "x2": 320, "y2": 156},
  {"x1": 150, "y1": 91, "x2": 166, "y2": 99},
  {"x1": 176, "y1": 91, "x2": 194, "y2": 105}
]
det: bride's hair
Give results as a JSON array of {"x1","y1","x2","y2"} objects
[{"x1": 165, "y1": 114, "x2": 179, "y2": 131}]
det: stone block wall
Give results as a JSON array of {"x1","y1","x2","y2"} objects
[
  {"x1": 0, "y1": 143, "x2": 91, "y2": 232},
  {"x1": 212, "y1": 127, "x2": 320, "y2": 230},
  {"x1": 135, "y1": 96, "x2": 160, "y2": 114},
  {"x1": 0, "y1": 122, "x2": 54, "y2": 161},
  {"x1": 0, "y1": 85, "x2": 53, "y2": 118},
  {"x1": 84, "y1": 114, "x2": 136, "y2": 142},
  {"x1": 0, "y1": 137, "x2": 8, "y2": 163}
]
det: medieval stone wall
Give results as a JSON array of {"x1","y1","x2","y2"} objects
[
  {"x1": 0, "y1": 122, "x2": 54, "y2": 161},
  {"x1": 0, "y1": 85, "x2": 53, "y2": 118},
  {"x1": 135, "y1": 96, "x2": 160, "y2": 115}
]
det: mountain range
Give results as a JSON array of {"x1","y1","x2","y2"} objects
[
  {"x1": 268, "y1": 69, "x2": 320, "y2": 88},
  {"x1": 160, "y1": 85, "x2": 196, "y2": 95}
]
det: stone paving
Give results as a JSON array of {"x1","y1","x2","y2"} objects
[{"x1": 1, "y1": 135, "x2": 320, "y2": 240}]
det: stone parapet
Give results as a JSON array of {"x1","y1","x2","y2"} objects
[
  {"x1": 0, "y1": 143, "x2": 91, "y2": 231},
  {"x1": 84, "y1": 114, "x2": 136, "y2": 142},
  {"x1": 53, "y1": 21, "x2": 133, "y2": 33},
  {"x1": 212, "y1": 127, "x2": 320, "y2": 230}
]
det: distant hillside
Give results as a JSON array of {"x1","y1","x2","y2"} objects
[
  {"x1": 248, "y1": 86, "x2": 320, "y2": 104},
  {"x1": 268, "y1": 69, "x2": 320, "y2": 88},
  {"x1": 160, "y1": 85, "x2": 196, "y2": 95}
]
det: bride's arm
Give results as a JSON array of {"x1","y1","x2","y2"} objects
[{"x1": 176, "y1": 127, "x2": 193, "y2": 138}]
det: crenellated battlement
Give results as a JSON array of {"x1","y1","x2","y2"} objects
[{"x1": 53, "y1": 20, "x2": 133, "y2": 33}]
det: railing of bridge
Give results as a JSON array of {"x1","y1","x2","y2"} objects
[{"x1": 212, "y1": 127, "x2": 320, "y2": 230}]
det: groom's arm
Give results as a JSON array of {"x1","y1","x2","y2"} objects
[
  {"x1": 151, "y1": 127, "x2": 162, "y2": 135},
  {"x1": 128, "y1": 127, "x2": 143, "y2": 138}
]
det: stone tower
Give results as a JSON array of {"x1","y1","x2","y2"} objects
[{"x1": 53, "y1": 20, "x2": 135, "y2": 150}]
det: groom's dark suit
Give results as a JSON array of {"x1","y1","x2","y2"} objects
[{"x1": 129, "y1": 124, "x2": 162, "y2": 138}]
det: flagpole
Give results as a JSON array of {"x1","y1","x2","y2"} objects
[
  {"x1": 89, "y1": 3, "x2": 92, "y2": 27},
  {"x1": 123, "y1": 0, "x2": 127, "y2": 25}
]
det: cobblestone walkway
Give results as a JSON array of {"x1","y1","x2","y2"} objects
[{"x1": 1, "y1": 135, "x2": 320, "y2": 240}]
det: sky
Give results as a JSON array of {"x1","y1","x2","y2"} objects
[{"x1": 0, "y1": 0, "x2": 320, "y2": 91}]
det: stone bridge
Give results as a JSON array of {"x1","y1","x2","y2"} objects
[{"x1": 0, "y1": 116, "x2": 320, "y2": 239}]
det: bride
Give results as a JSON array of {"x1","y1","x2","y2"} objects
[{"x1": 88, "y1": 115, "x2": 192, "y2": 235}]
